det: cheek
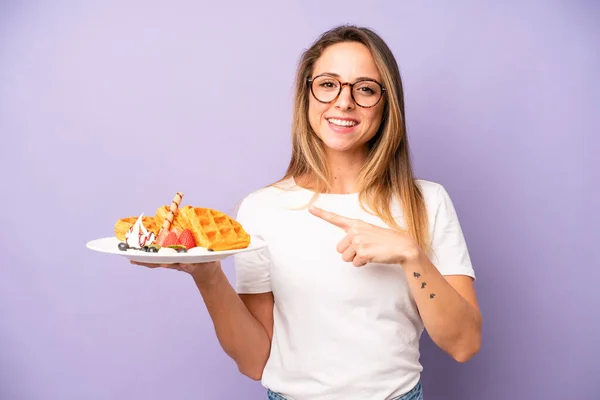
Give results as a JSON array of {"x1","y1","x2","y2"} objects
[
  {"x1": 364, "y1": 106, "x2": 385, "y2": 134},
  {"x1": 361, "y1": 111, "x2": 380, "y2": 131},
  {"x1": 308, "y1": 99, "x2": 329, "y2": 132}
]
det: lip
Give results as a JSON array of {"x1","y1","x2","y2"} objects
[
  {"x1": 325, "y1": 116, "x2": 359, "y2": 123},
  {"x1": 325, "y1": 116, "x2": 360, "y2": 134}
]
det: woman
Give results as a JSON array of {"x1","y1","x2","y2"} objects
[{"x1": 134, "y1": 25, "x2": 481, "y2": 400}]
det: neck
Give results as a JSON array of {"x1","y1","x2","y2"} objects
[
  {"x1": 328, "y1": 149, "x2": 366, "y2": 194},
  {"x1": 297, "y1": 147, "x2": 368, "y2": 194}
]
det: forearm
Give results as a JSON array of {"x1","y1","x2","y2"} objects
[
  {"x1": 191, "y1": 266, "x2": 271, "y2": 378},
  {"x1": 402, "y1": 252, "x2": 481, "y2": 362}
]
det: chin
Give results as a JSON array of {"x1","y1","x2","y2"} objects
[{"x1": 318, "y1": 134, "x2": 360, "y2": 153}]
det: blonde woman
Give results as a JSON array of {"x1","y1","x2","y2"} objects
[{"x1": 134, "y1": 25, "x2": 481, "y2": 400}]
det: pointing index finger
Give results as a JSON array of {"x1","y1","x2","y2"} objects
[{"x1": 309, "y1": 205, "x2": 353, "y2": 230}]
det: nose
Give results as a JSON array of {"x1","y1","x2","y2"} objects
[{"x1": 334, "y1": 83, "x2": 355, "y2": 110}]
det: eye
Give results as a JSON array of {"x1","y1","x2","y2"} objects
[
  {"x1": 354, "y1": 81, "x2": 379, "y2": 96},
  {"x1": 319, "y1": 80, "x2": 338, "y2": 88}
]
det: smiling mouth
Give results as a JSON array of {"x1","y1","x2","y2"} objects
[{"x1": 327, "y1": 118, "x2": 358, "y2": 127}]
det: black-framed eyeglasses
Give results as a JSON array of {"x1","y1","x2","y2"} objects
[{"x1": 307, "y1": 74, "x2": 386, "y2": 108}]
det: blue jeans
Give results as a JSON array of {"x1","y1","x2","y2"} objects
[{"x1": 267, "y1": 380, "x2": 423, "y2": 400}]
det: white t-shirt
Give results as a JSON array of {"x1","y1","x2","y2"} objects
[{"x1": 233, "y1": 178, "x2": 475, "y2": 400}]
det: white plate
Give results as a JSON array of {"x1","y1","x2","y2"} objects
[{"x1": 86, "y1": 236, "x2": 267, "y2": 264}]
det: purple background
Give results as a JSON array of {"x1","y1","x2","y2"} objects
[{"x1": 1, "y1": 1, "x2": 598, "y2": 399}]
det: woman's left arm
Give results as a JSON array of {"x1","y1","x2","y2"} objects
[
  {"x1": 401, "y1": 251, "x2": 481, "y2": 362},
  {"x1": 309, "y1": 205, "x2": 482, "y2": 363}
]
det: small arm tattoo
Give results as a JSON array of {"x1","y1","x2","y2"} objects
[
  {"x1": 421, "y1": 282, "x2": 427, "y2": 289},
  {"x1": 429, "y1": 293, "x2": 436, "y2": 299},
  {"x1": 413, "y1": 272, "x2": 421, "y2": 278}
]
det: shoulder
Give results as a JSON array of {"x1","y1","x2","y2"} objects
[
  {"x1": 414, "y1": 178, "x2": 460, "y2": 221},
  {"x1": 415, "y1": 179, "x2": 447, "y2": 205},
  {"x1": 414, "y1": 178, "x2": 465, "y2": 233}
]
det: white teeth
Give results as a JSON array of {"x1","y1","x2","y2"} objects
[{"x1": 327, "y1": 118, "x2": 357, "y2": 127}]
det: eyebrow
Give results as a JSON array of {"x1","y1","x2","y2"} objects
[{"x1": 315, "y1": 72, "x2": 380, "y2": 81}]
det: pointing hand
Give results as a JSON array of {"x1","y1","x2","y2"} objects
[{"x1": 309, "y1": 205, "x2": 420, "y2": 267}]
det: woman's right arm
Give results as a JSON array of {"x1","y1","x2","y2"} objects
[{"x1": 190, "y1": 262, "x2": 274, "y2": 380}]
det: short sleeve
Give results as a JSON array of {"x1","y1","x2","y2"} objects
[
  {"x1": 233, "y1": 194, "x2": 272, "y2": 293},
  {"x1": 428, "y1": 185, "x2": 476, "y2": 279}
]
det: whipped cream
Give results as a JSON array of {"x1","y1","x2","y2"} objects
[
  {"x1": 187, "y1": 247, "x2": 209, "y2": 254},
  {"x1": 158, "y1": 247, "x2": 177, "y2": 254},
  {"x1": 125, "y1": 213, "x2": 156, "y2": 248}
]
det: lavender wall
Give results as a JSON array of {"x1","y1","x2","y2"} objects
[{"x1": 1, "y1": 1, "x2": 598, "y2": 399}]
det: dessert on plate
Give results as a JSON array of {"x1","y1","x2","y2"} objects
[{"x1": 113, "y1": 192, "x2": 250, "y2": 254}]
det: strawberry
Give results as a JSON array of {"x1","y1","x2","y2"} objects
[
  {"x1": 156, "y1": 230, "x2": 170, "y2": 246},
  {"x1": 162, "y1": 231, "x2": 179, "y2": 247},
  {"x1": 177, "y1": 229, "x2": 196, "y2": 249}
]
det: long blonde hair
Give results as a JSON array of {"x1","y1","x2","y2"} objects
[{"x1": 276, "y1": 25, "x2": 430, "y2": 254}]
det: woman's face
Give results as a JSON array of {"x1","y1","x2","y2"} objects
[{"x1": 308, "y1": 42, "x2": 386, "y2": 156}]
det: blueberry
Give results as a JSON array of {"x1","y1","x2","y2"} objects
[
  {"x1": 148, "y1": 246, "x2": 159, "y2": 253},
  {"x1": 118, "y1": 242, "x2": 129, "y2": 251},
  {"x1": 177, "y1": 248, "x2": 187, "y2": 253}
]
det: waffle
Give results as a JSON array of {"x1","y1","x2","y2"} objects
[
  {"x1": 178, "y1": 205, "x2": 251, "y2": 251},
  {"x1": 114, "y1": 216, "x2": 160, "y2": 241},
  {"x1": 154, "y1": 205, "x2": 187, "y2": 233}
]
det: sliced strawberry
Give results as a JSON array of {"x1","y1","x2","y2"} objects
[
  {"x1": 162, "y1": 231, "x2": 179, "y2": 247},
  {"x1": 177, "y1": 229, "x2": 196, "y2": 249},
  {"x1": 156, "y1": 230, "x2": 170, "y2": 246}
]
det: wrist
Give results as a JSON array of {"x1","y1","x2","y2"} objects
[
  {"x1": 399, "y1": 243, "x2": 424, "y2": 266},
  {"x1": 190, "y1": 262, "x2": 222, "y2": 285},
  {"x1": 394, "y1": 233, "x2": 422, "y2": 264}
]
